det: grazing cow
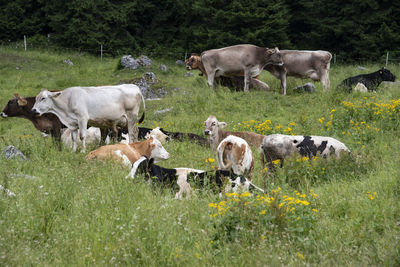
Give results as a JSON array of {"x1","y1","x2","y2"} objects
[
  {"x1": 217, "y1": 135, "x2": 254, "y2": 180},
  {"x1": 338, "y1": 67, "x2": 396, "y2": 92},
  {"x1": 185, "y1": 53, "x2": 270, "y2": 91},
  {"x1": 200, "y1": 44, "x2": 283, "y2": 92},
  {"x1": 1, "y1": 94, "x2": 64, "y2": 148},
  {"x1": 85, "y1": 137, "x2": 170, "y2": 167},
  {"x1": 127, "y1": 156, "x2": 262, "y2": 199},
  {"x1": 204, "y1": 115, "x2": 265, "y2": 150},
  {"x1": 31, "y1": 84, "x2": 145, "y2": 152},
  {"x1": 260, "y1": 134, "x2": 350, "y2": 171},
  {"x1": 264, "y1": 50, "x2": 332, "y2": 95}
]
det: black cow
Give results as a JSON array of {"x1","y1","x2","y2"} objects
[
  {"x1": 338, "y1": 67, "x2": 396, "y2": 92},
  {"x1": 126, "y1": 156, "x2": 262, "y2": 198}
]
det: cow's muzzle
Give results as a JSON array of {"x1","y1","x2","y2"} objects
[
  {"x1": 204, "y1": 130, "x2": 211, "y2": 135},
  {"x1": 31, "y1": 108, "x2": 40, "y2": 115},
  {"x1": 186, "y1": 66, "x2": 192, "y2": 70},
  {"x1": 0, "y1": 112, "x2": 8, "y2": 118}
]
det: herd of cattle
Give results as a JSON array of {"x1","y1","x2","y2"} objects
[{"x1": 1, "y1": 44, "x2": 397, "y2": 197}]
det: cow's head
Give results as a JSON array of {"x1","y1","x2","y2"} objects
[
  {"x1": 148, "y1": 137, "x2": 170, "y2": 162},
  {"x1": 185, "y1": 53, "x2": 202, "y2": 70},
  {"x1": 266, "y1": 47, "x2": 284, "y2": 66},
  {"x1": 1, "y1": 94, "x2": 29, "y2": 118},
  {"x1": 32, "y1": 89, "x2": 61, "y2": 115},
  {"x1": 204, "y1": 115, "x2": 227, "y2": 136},
  {"x1": 145, "y1": 127, "x2": 170, "y2": 143},
  {"x1": 379, "y1": 67, "x2": 396, "y2": 82}
]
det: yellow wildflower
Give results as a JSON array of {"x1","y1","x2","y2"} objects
[
  {"x1": 296, "y1": 252, "x2": 305, "y2": 260},
  {"x1": 259, "y1": 210, "x2": 266, "y2": 215},
  {"x1": 272, "y1": 159, "x2": 281, "y2": 165}
]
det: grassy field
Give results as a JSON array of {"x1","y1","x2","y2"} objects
[{"x1": 0, "y1": 47, "x2": 399, "y2": 266}]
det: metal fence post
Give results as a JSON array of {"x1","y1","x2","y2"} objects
[
  {"x1": 385, "y1": 52, "x2": 389, "y2": 66},
  {"x1": 101, "y1": 44, "x2": 103, "y2": 60},
  {"x1": 24, "y1": 35, "x2": 27, "y2": 51}
]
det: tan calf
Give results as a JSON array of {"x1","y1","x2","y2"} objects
[
  {"x1": 85, "y1": 137, "x2": 170, "y2": 167},
  {"x1": 204, "y1": 115, "x2": 265, "y2": 150}
]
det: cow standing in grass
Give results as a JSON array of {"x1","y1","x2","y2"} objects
[{"x1": 32, "y1": 84, "x2": 145, "y2": 152}]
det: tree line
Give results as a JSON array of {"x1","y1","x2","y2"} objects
[{"x1": 1, "y1": 0, "x2": 399, "y2": 61}]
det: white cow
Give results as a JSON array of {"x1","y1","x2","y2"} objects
[{"x1": 32, "y1": 84, "x2": 145, "y2": 152}]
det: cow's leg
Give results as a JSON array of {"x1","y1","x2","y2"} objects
[
  {"x1": 320, "y1": 70, "x2": 330, "y2": 91},
  {"x1": 280, "y1": 73, "x2": 287, "y2": 95},
  {"x1": 51, "y1": 126, "x2": 62, "y2": 151},
  {"x1": 100, "y1": 128, "x2": 109, "y2": 145},
  {"x1": 244, "y1": 70, "x2": 251, "y2": 92},
  {"x1": 71, "y1": 129, "x2": 78, "y2": 152},
  {"x1": 207, "y1": 71, "x2": 216, "y2": 88},
  {"x1": 126, "y1": 111, "x2": 138, "y2": 143},
  {"x1": 78, "y1": 120, "x2": 88, "y2": 152}
]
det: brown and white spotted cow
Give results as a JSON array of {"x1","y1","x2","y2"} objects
[
  {"x1": 204, "y1": 115, "x2": 265, "y2": 150},
  {"x1": 217, "y1": 135, "x2": 254, "y2": 180},
  {"x1": 200, "y1": 44, "x2": 283, "y2": 92},
  {"x1": 85, "y1": 137, "x2": 170, "y2": 167}
]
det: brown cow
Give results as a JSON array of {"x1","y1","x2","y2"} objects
[
  {"x1": 1, "y1": 93, "x2": 64, "y2": 148},
  {"x1": 204, "y1": 115, "x2": 265, "y2": 151},
  {"x1": 185, "y1": 53, "x2": 270, "y2": 91},
  {"x1": 200, "y1": 44, "x2": 283, "y2": 92},
  {"x1": 85, "y1": 137, "x2": 170, "y2": 167},
  {"x1": 264, "y1": 50, "x2": 332, "y2": 95}
]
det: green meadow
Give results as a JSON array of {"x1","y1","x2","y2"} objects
[{"x1": 0, "y1": 47, "x2": 399, "y2": 266}]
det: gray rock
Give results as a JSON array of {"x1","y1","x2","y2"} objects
[
  {"x1": 160, "y1": 64, "x2": 168, "y2": 71},
  {"x1": 137, "y1": 55, "x2": 152, "y2": 67},
  {"x1": 3, "y1": 146, "x2": 27, "y2": 160},
  {"x1": 0, "y1": 185, "x2": 16, "y2": 197},
  {"x1": 176, "y1": 60, "x2": 185, "y2": 66},
  {"x1": 154, "y1": 107, "x2": 173, "y2": 115},
  {"x1": 9, "y1": 173, "x2": 37, "y2": 179},
  {"x1": 63, "y1": 59, "x2": 73, "y2": 66},
  {"x1": 293, "y1": 83, "x2": 316, "y2": 93},
  {"x1": 184, "y1": 72, "x2": 194, "y2": 77},
  {"x1": 121, "y1": 55, "x2": 140, "y2": 70},
  {"x1": 132, "y1": 72, "x2": 168, "y2": 100}
]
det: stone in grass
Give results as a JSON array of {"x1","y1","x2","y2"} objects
[
  {"x1": 184, "y1": 72, "x2": 194, "y2": 77},
  {"x1": 0, "y1": 185, "x2": 16, "y2": 197},
  {"x1": 160, "y1": 64, "x2": 168, "y2": 71},
  {"x1": 176, "y1": 60, "x2": 185, "y2": 66},
  {"x1": 63, "y1": 59, "x2": 73, "y2": 66},
  {"x1": 293, "y1": 83, "x2": 316, "y2": 93},
  {"x1": 3, "y1": 145, "x2": 27, "y2": 160}
]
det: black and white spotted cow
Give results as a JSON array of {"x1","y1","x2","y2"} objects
[
  {"x1": 260, "y1": 134, "x2": 350, "y2": 170},
  {"x1": 338, "y1": 67, "x2": 396, "y2": 92},
  {"x1": 126, "y1": 156, "x2": 263, "y2": 198}
]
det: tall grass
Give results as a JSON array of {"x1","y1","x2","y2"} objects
[{"x1": 0, "y1": 46, "x2": 399, "y2": 266}]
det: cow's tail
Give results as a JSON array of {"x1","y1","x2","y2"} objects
[
  {"x1": 217, "y1": 141, "x2": 232, "y2": 170},
  {"x1": 138, "y1": 93, "x2": 146, "y2": 124}
]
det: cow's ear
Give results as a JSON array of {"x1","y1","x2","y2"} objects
[
  {"x1": 218, "y1": 122, "x2": 227, "y2": 128},
  {"x1": 274, "y1": 47, "x2": 280, "y2": 52},
  {"x1": 51, "y1": 92, "x2": 62, "y2": 98},
  {"x1": 380, "y1": 70, "x2": 383, "y2": 75},
  {"x1": 267, "y1": 48, "x2": 275, "y2": 54},
  {"x1": 191, "y1": 53, "x2": 198, "y2": 56},
  {"x1": 17, "y1": 97, "x2": 28, "y2": 106},
  {"x1": 13, "y1": 93, "x2": 20, "y2": 99}
]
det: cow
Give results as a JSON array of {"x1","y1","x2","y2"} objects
[
  {"x1": 217, "y1": 135, "x2": 254, "y2": 180},
  {"x1": 126, "y1": 156, "x2": 263, "y2": 199},
  {"x1": 121, "y1": 126, "x2": 208, "y2": 146},
  {"x1": 338, "y1": 67, "x2": 396, "y2": 92},
  {"x1": 185, "y1": 53, "x2": 270, "y2": 91},
  {"x1": 1, "y1": 93, "x2": 64, "y2": 149},
  {"x1": 61, "y1": 127, "x2": 108, "y2": 148},
  {"x1": 85, "y1": 137, "x2": 170, "y2": 167},
  {"x1": 200, "y1": 44, "x2": 283, "y2": 92},
  {"x1": 260, "y1": 134, "x2": 350, "y2": 171},
  {"x1": 264, "y1": 50, "x2": 332, "y2": 95},
  {"x1": 31, "y1": 84, "x2": 145, "y2": 152},
  {"x1": 204, "y1": 115, "x2": 265, "y2": 150}
]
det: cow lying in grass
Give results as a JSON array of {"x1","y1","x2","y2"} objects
[
  {"x1": 338, "y1": 67, "x2": 396, "y2": 92},
  {"x1": 260, "y1": 134, "x2": 350, "y2": 171},
  {"x1": 204, "y1": 115, "x2": 265, "y2": 150},
  {"x1": 126, "y1": 156, "x2": 263, "y2": 199},
  {"x1": 85, "y1": 137, "x2": 170, "y2": 167}
]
